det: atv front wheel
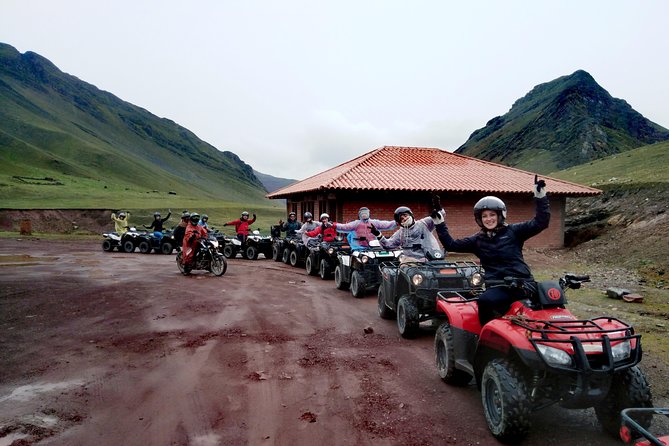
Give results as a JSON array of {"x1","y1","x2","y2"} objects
[
  {"x1": 282, "y1": 248, "x2": 291, "y2": 264},
  {"x1": 138, "y1": 240, "x2": 151, "y2": 254},
  {"x1": 210, "y1": 257, "x2": 228, "y2": 276},
  {"x1": 397, "y1": 296, "x2": 419, "y2": 338},
  {"x1": 102, "y1": 240, "x2": 114, "y2": 252},
  {"x1": 305, "y1": 254, "x2": 318, "y2": 275},
  {"x1": 350, "y1": 270, "x2": 366, "y2": 298},
  {"x1": 481, "y1": 358, "x2": 531, "y2": 443},
  {"x1": 223, "y1": 245, "x2": 236, "y2": 259},
  {"x1": 334, "y1": 265, "x2": 349, "y2": 290},
  {"x1": 272, "y1": 243, "x2": 282, "y2": 262},
  {"x1": 160, "y1": 242, "x2": 173, "y2": 254},
  {"x1": 122, "y1": 240, "x2": 135, "y2": 253},
  {"x1": 319, "y1": 259, "x2": 331, "y2": 280},
  {"x1": 435, "y1": 322, "x2": 472, "y2": 385},
  {"x1": 289, "y1": 250, "x2": 300, "y2": 267},
  {"x1": 595, "y1": 365, "x2": 652, "y2": 437},
  {"x1": 245, "y1": 245, "x2": 259, "y2": 260},
  {"x1": 377, "y1": 287, "x2": 394, "y2": 319}
]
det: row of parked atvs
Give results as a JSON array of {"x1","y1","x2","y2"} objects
[
  {"x1": 103, "y1": 226, "x2": 665, "y2": 443},
  {"x1": 269, "y1": 228, "x2": 666, "y2": 444}
]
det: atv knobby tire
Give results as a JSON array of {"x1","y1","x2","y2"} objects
[
  {"x1": 305, "y1": 255, "x2": 318, "y2": 275},
  {"x1": 139, "y1": 240, "x2": 151, "y2": 254},
  {"x1": 350, "y1": 270, "x2": 366, "y2": 298},
  {"x1": 272, "y1": 243, "x2": 282, "y2": 262},
  {"x1": 289, "y1": 250, "x2": 300, "y2": 267},
  {"x1": 282, "y1": 248, "x2": 291, "y2": 264},
  {"x1": 122, "y1": 240, "x2": 135, "y2": 253},
  {"x1": 319, "y1": 259, "x2": 331, "y2": 280},
  {"x1": 435, "y1": 322, "x2": 472, "y2": 386},
  {"x1": 377, "y1": 287, "x2": 394, "y2": 319},
  {"x1": 161, "y1": 242, "x2": 173, "y2": 255},
  {"x1": 334, "y1": 265, "x2": 349, "y2": 290},
  {"x1": 102, "y1": 240, "x2": 114, "y2": 252},
  {"x1": 481, "y1": 358, "x2": 531, "y2": 443},
  {"x1": 594, "y1": 365, "x2": 652, "y2": 437},
  {"x1": 245, "y1": 245, "x2": 259, "y2": 260},
  {"x1": 397, "y1": 296, "x2": 419, "y2": 338},
  {"x1": 222, "y1": 245, "x2": 236, "y2": 259}
]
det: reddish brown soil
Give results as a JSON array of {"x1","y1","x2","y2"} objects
[{"x1": 0, "y1": 239, "x2": 640, "y2": 445}]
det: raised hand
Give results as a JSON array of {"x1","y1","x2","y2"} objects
[
  {"x1": 369, "y1": 223, "x2": 380, "y2": 237},
  {"x1": 533, "y1": 175, "x2": 547, "y2": 198}
]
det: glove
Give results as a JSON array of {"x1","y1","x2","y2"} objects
[
  {"x1": 253, "y1": 213, "x2": 257, "y2": 219},
  {"x1": 431, "y1": 212, "x2": 444, "y2": 225},
  {"x1": 533, "y1": 174, "x2": 547, "y2": 198},
  {"x1": 430, "y1": 194, "x2": 443, "y2": 219},
  {"x1": 369, "y1": 223, "x2": 380, "y2": 237},
  {"x1": 223, "y1": 223, "x2": 229, "y2": 227}
]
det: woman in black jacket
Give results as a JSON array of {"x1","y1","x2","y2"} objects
[{"x1": 434, "y1": 177, "x2": 549, "y2": 326}]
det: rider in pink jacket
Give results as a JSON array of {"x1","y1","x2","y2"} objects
[{"x1": 334, "y1": 207, "x2": 396, "y2": 248}]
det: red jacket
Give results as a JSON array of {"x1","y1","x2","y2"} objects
[
  {"x1": 225, "y1": 216, "x2": 256, "y2": 235},
  {"x1": 306, "y1": 224, "x2": 338, "y2": 242},
  {"x1": 182, "y1": 223, "x2": 208, "y2": 264}
]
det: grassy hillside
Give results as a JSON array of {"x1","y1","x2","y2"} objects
[{"x1": 0, "y1": 43, "x2": 278, "y2": 210}]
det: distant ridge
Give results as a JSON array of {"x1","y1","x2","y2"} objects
[
  {"x1": 456, "y1": 70, "x2": 669, "y2": 173},
  {"x1": 0, "y1": 42, "x2": 269, "y2": 205}
]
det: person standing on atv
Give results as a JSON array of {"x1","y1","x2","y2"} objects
[
  {"x1": 182, "y1": 212, "x2": 208, "y2": 267},
  {"x1": 296, "y1": 212, "x2": 319, "y2": 246},
  {"x1": 110, "y1": 211, "x2": 131, "y2": 235},
  {"x1": 334, "y1": 206, "x2": 396, "y2": 248},
  {"x1": 224, "y1": 211, "x2": 256, "y2": 243},
  {"x1": 144, "y1": 210, "x2": 171, "y2": 238},
  {"x1": 305, "y1": 213, "x2": 338, "y2": 245},
  {"x1": 372, "y1": 206, "x2": 444, "y2": 260},
  {"x1": 433, "y1": 176, "x2": 550, "y2": 326},
  {"x1": 172, "y1": 211, "x2": 190, "y2": 246},
  {"x1": 278, "y1": 212, "x2": 301, "y2": 237}
]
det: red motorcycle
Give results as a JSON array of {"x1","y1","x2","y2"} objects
[{"x1": 434, "y1": 274, "x2": 652, "y2": 443}]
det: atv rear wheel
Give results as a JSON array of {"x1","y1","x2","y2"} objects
[
  {"x1": 282, "y1": 248, "x2": 291, "y2": 264},
  {"x1": 102, "y1": 240, "x2": 113, "y2": 252},
  {"x1": 305, "y1": 254, "x2": 318, "y2": 275},
  {"x1": 595, "y1": 366, "x2": 652, "y2": 437},
  {"x1": 272, "y1": 243, "x2": 282, "y2": 262},
  {"x1": 435, "y1": 322, "x2": 472, "y2": 386},
  {"x1": 160, "y1": 242, "x2": 173, "y2": 254},
  {"x1": 397, "y1": 296, "x2": 419, "y2": 338},
  {"x1": 319, "y1": 259, "x2": 331, "y2": 280},
  {"x1": 481, "y1": 358, "x2": 531, "y2": 443},
  {"x1": 138, "y1": 240, "x2": 151, "y2": 254},
  {"x1": 377, "y1": 287, "x2": 394, "y2": 319},
  {"x1": 210, "y1": 256, "x2": 227, "y2": 276},
  {"x1": 245, "y1": 245, "x2": 259, "y2": 260},
  {"x1": 350, "y1": 270, "x2": 366, "y2": 298},
  {"x1": 222, "y1": 245, "x2": 236, "y2": 259},
  {"x1": 122, "y1": 240, "x2": 135, "y2": 253},
  {"x1": 334, "y1": 265, "x2": 349, "y2": 290}
]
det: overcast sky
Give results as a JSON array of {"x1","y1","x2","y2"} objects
[{"x1": 2, "y1": 1, "x2": 668, "y2": 180}]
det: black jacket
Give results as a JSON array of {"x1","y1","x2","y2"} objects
[
  {"x1": 144, "y1": 212, "x2": 171, "y2": 232},
  {"x1": 435, "y1": 197, "x2": 550, "y2": 280}
]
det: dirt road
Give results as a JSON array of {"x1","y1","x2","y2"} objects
[{"x1": 0, "y1": 239, "x2": 627, "y2": 445}]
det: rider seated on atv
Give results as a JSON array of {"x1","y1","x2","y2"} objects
[
  {"x1": 172, "y1": 211, "x2": 190, "y2": 246},
  {"x1": 198, "y1": 214, "x2": 210, "y2": 231},
  {"x1": 296, "y1": 212, "x2": 319, "y2": 246},
  {"x1": 433, "y1": 176, "x2": 550, "y2": 326},
  {"x1": 335, "y1": 206, "x2": 396, "y2": 248},
  {"x1": 224, "y1": 211, "x2": 256, "y2": 243},
  {"x1": 305, "y1": 213, "x2": 338, "y2": 246},
  {"x1": 278, "y1": 212, "x2": 301, "y2": 237},
  {"x1": 111, "y1": 211, "x2": 131, "y2": 235},
  {"x1": 182, "y1": 212, "x2": 208, "y2": 267},
  {"x1": 144, "y1": 210, "x2": 171, "y2": 238},
  {"x1": 372, "y1": 206, "x2": 444, "y2": 262}
]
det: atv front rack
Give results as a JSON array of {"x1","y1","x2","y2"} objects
[{"x1": 510, "y1": 316, "x2": 642, "y2": 373}]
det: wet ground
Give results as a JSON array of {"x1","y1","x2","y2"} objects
[{"x1": 0, "y1": 238, "x2": 640, "y2": 445}]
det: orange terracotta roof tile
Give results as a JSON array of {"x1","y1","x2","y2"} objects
[{"x1": 266, "y1": 146, "x2": 601, "y2": 198}]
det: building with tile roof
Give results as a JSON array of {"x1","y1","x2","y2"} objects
[{"x1": 266, "y1": 146, "x2": 601, "y2": 248}]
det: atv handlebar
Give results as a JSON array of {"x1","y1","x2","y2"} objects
[{"x1": 485, "y1": 274, "x2": 590, "y2": 291}]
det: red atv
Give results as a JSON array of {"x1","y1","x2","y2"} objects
[
  {"x1": 433, "y1": 274, "x2": 652, "y2": 443},
  {"x1": 620, "y1": 408, "x2": 669, "y2": 446}
]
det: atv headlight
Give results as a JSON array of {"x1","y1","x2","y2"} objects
[
  {"x1": 470, "y1": 272, "x2": 483, "y2": 287},
  {"x1": 611, "y1": 340, "x2": 631, "y2": 362},
  {"x1": 411, "y1": 273, "x2": 424, "y2": 286},
  {"x1": 211, "y1": 240, "x2": 219, "y2": 248},
  {"x1": 361, "y1": 255, "x2": 369, "y2": 264},
  {"x1": 328, "y1": 247, "x2": 335, "y2": 255},
  {"x1": 536, "y1": 344, "x2": 572, "y2": 367}
]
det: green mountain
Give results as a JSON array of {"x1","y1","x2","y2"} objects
[
  {"x1": 456, "y1": 70, "x2": 669, "y2": 173},
  {"x1": 0, "y1": 42, "x2": 269, "y2": 209}
]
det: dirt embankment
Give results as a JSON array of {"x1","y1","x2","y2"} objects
[{"x1": 0, "y1": 209, "x2": 111, "y2": 234}]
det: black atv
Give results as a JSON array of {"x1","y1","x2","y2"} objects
[
  {"x1": 222, "y1": 229, "x2": 273, "y2": 260},
  {"x1": 377, "y1": 252, "x2": 483, "y2": 338},
  {"x1": 334, "y1": 238, "x2": 403, "y2": 298},
  {"x1": 305, "y1": 236, "x2": 351, "y2": 279},
  {"x1": 102, "y1": 228, "x2": 144, "y2": 253},
  {"x1": 136, "y1": 229, "x2": 177, "y2": 254},
  {"x1": 271, "y1": 225, "x2": 300, "y2": 262}
]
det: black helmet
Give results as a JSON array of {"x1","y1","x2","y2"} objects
[
  {"x1": 181, "y1": 211, "x2": 190, "y2": 220},
  {"x1": 189, "y1": 213, "x2": 200, "y2": 225},
  {"x1": 474, "y1": 196, "x2": 507, "y2": 228},
  {"x1": 393, "y1": 206, "x2": 413, "y2": 224},
  {"x1": 304, "y1": 212, "x2": 313, "y2": 220},
  {"x1": 201, "y1": 214, "x2": 208, "y2": 221}
]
